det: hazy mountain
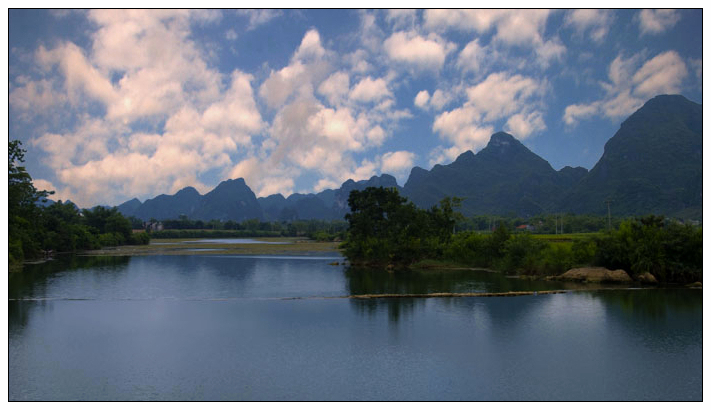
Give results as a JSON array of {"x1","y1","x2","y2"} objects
[
  {"x1": 557, "y1": 166, "x2": 588, "y2": 188},
  {"x1": 258, "y1": 175, "x2": 400, "y2": 221},
  {"x1": 560, "y1": 94, "x2": 702, "y2": 218},
  {"x1": 332, "y1": 174, "x2": 400, "y2": 218},
  {"x1": 116, "y1": 198, "x2": 142, "y2": 216},
  {"x1": 402, "y1": 132, "x2": 567, "y2": 216},
  {"x1": 258, "y1": 194, "x2": 288, "y2": 221},
  {"x1": 192, "y1": 178, "x2": 263, "y2": 222},
  {"x1": 134, "y1": 187, "x2": 202, "y2": 221},
  {"x1": 107, "y1": 95, "x2": 700, "y2": 221}
]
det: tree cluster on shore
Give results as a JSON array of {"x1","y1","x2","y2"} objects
[
  {"x1": 9, "y1": 141, "x2": 149, "y2": 266},
  {"x1": 342, "y1": 187, "x2": 702, "y2": 284}
]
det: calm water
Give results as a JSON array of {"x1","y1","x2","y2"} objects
[{"x1": 9, "y1": 254, "x2": 702, "y2": 401}]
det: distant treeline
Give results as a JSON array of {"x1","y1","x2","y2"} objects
[
  {"x1": 342, "y1": 187, "x2": 702, "y2": 284},
  {"x1": 149, "y1": 218, "x2": 348, "y2": 241},
  {"x1": 457, "y1": 213, "x2": 628, "y2": 234}
]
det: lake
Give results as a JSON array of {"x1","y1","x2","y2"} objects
[{"x1": 9, "y1": 253, "x2": 702, "y2": 401}]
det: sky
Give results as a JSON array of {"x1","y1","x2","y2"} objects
[{"x1": 8, "y1": 9, "x2": 703, "y2": 208}]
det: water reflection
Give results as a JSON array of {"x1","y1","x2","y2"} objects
[
  {"x1": 587, "y1": 288, "x2": 703, "y2": 319},
  {"x1": 8, "y1": 255, "x2": 702, "y2": 400},
  {"x1": 9, "y1": 256, "x2": 131, "y2": 299},
  {"x1": 343, "y1": 265, "x2": 632, "y2": 323}
]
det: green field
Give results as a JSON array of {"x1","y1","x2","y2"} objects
[{"x1": 532, "y1": 232, "x2": 600, "y2": 242}]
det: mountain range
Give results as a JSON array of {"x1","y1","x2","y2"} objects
[{"x1": 112, "y1": 94, "x2": 702, "y2": 222}]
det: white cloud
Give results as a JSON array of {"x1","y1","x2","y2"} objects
[
  {"x1": 414, "y1": 90, "x2": 430, "y2": 108},
  {"x1": 349, "y1": 77, "x2": 392, "y2": 103},
  {"x1": 36, "y1": 42, "x2": 117, "y2": 108},
  {"x1": 317, "y1": 71, "x2": 350, "y2": 106},
  {"x1": 425, "y1": 9, "x2": 563, "y2": 67},
  {"x1": 414, "y1": 89, "x2": 453, "y2": 111},
  {"x1": 429, "y1": 89, "x2": 453, "y2": 111},
  {"x1": 259, "y1": 29, "x2": 331, "y2": 109},
  {"x1": 563, "y1": 50, "x2": 689, "y2": 126},
  {"x1": 456, "y1": 39, "x2": 486, "y2": 73},
  {"x1": 689, "y1": 58, "x2": 702, "y2": 82},
  {"x1": 564, "y1": 9, "x2": 614, "y2": 42},
  {"x1": 631, "y1": 51, "x2": 687, "y2": 97},
  {"x1": 9, "y1": 78, "x2": 65, "y2": 115},
  {"x1": 637, "y1": 10, "x2": 680, "y2": 35},
  {"x1": 504, "y1": 111, "x2": 546, "y2": 139},
  {"x1": 237, "y1": 9, "x2": 283, "y2": 30},
  {"x1": 432, "y1": 105, "x2": 494, "y2": 161},
  {"x1": 259, "y1": 61, "x2": 309, "y2": 108},
  {"x1": 381, "y1": 151, "x2": 416, "y2": 175},
  {"x1": 429, "y1": 71, "x2": 546, "y2": 161},
  {"x1": 367, "y1": 126, "x2": 386, "y2": 145},
  {"x1": 294, "y1": 29, "x2": 326, "y2": 61},
  {"x1": 228, "y1": 157, "x2": 296, "y2": 197},
  {"x1": 423, "y1": 9, "x2": 503, "y2": 32},
  {"x1": 385, "y1": 9, "x2": 417, "y2": 30},
  {"x1": 383, "y1": 30, "x2": 456, "y2": 72},
  {"x1": 466, "y1": 72, "x2": 545, "y2": 122},
  {"x1": 225, "y1": 29, "x2": 237, "y2": 41},
  {"x1": 19, "y1": 10, "x2": 272, "y2": 207},
  {"x1": 563, "y1": 102, "x2": 600, "y2": 126}
]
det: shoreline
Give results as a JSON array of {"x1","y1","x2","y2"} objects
[{"x1": 77, "y1": 237, "x2": 342, "y2": 257}]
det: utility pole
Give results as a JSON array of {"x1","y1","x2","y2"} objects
[{"x1": 605, "y1": 199, "x2": 613, "y2": 230}]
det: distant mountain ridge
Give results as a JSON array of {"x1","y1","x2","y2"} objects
[
  {"x1": 401, "y1": 131, "x2": 587, "y2": 216},
  {"x1": 113, "y1": 94, "x2": 701, "y2": 221},
  {"x1": 560, "y1": 94, "x2": 702, "y2": 217}
]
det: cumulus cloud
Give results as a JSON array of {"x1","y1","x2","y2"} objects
[
  {"x1": 385, "y1": 9, "x2": 417, "y2": 30},
  {"x1": 429, "y1": 71, "x2": 546, "y2": 163},
  {"x1": 381, "y1": 150, "x2": 416, "y2": 176},
  {"x1": 248, "y1": 22, "x2": 412, "y2": 198},
  {"x1": 505, "y1": 111, "x2": 546, "y2": 139},
  {"x1": 237, "y1": 9, "x2": 283, "y2": 30},
  {"x1": 564, "y1": 9, "x2": 614, "y2": 42},
  {"x1": 632, "y1": 51, "x2": 687, "y2": 97},
  {"x1": 424, "y1": 9, "x2": 563, "y2": 67},
  {"x1": 465, "y1": 72, "x2": 545, "y2": 122},
  {"x1": 563, "y1": 102, "x2": 600, "y2": 127},
  {"x1": 637, "y1": 10, "x2": 680, "y2": 35},
  {"x1": 9, "y1": 78, "x2": 65, "y2": 116},
  {"x1": 14, "y1": 10, "x2": 272, "y2": 207},
  {"x1": 317, "y1": 71, "x2": 350, "y2": 106},
  {"x1": 36, "y1": 42, "x2": 117, "y2": 108},
  {"x1": 259, "y1": 29, "x2": 332, "y2": 109},
  {"x1": 414, "y1": 90, "x2": 430, "y2": 108},
  {"x1": 563, "y1": 50, "x2": 688, "y2": 126},
  {"x1": 423, "y1": 9, "x2": 504, "y2": 32},
  {"x1": 414, "y1": 89, "x2": 455, "y2": 111},
  {"x1": 349, "y1": 77, "x2": 392, "y2": 102},
  {"x1": 432, "y1": 105, "x2": 494, "y2": 158},
  {"x1": 383, "y1": 30, "x2": 456, "y2": 72},
  {"x1": 456, "y1": 39, "x2": 486, "y2": 73}
]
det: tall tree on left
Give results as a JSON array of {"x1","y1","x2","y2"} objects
[{"x1": 8, "y1": 140, "x2": 53, "y2": 263}]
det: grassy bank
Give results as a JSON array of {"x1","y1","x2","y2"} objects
[{"x1": 82, "y1": 237, "x2": 341, "y2": 256}]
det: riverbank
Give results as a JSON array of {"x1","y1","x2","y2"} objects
[{"x1": 80, "y1": 237, "x2": 341, "y2": 256}]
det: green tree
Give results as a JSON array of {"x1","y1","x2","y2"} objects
[
  {"x1": 343, "y1": 187, "x2": 461, "y2": 265},
  {"x1": 9, "y1": 140, "x2": 53, "y2": 262}
]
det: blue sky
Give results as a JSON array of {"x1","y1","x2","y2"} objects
[{"x1": 8, "y1": 9, "x2": 702, "y2": 208}]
